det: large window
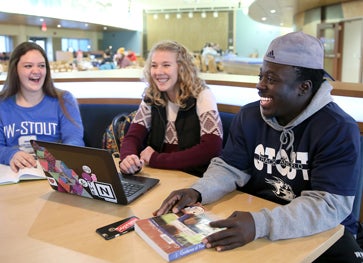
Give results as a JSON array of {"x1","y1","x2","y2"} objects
[
  {"x1": 61, "y1": 38, "x2": 91, "y2": 52},
  {"x1": 29, "y1": 37, "x2": 46, "y2": 51},
  {"x1": 0, "y1": 36, "x2": 13, "y2": 52}
]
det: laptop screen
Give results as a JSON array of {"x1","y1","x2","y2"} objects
[{"x1": 31, "y1": 140, "x2": 122, "y2": 203}]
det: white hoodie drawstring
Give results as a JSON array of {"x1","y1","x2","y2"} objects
[{"x1": 278, "y1": 128, "x2": 295, "y2": 161}]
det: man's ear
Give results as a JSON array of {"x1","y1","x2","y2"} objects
[{"x1": 299, "y1": 80, "x2": 312, "y2": 96}]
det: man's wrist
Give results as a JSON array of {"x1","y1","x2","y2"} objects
[{"x1": 194, "y1": 189, "x2": 202, "y2": 203}]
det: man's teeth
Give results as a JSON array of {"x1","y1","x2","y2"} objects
[{"x1": 261, "y1": 97, "x2": 272, "y2": 101}]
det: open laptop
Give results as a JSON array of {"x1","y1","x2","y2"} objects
[{"x1": 30, "y1": 140, "x2": 159, "y2": 205}]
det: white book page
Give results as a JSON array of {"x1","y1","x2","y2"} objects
[{"x1": 0, "y1": 162, "x2": 46, "y2": 185}]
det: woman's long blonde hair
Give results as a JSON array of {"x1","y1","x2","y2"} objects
[{"x1": 143, "y1": 40, "x2": 207, "y2": 107}]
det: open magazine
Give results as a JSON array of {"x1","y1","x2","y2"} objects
[{"x1": 0, "y1": 162, "x2": 46, "y2": 185}]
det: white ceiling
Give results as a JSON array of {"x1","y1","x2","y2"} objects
[
  {"x1": 136, "y1": 0, "x2": 350, "y2": 27},
  {"x1": 135, "y1": 0, "x2": 244, "y2": 10},
  {"x1": 0, "y1": 0, "x2": 352, "y2": 31}
]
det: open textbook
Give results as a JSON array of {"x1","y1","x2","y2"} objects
[
  {"x1": 135, "y1": 206, "x2": 224, "y2": 262},
  {"x1": 0, "y1": 162, "x2": 46, "y2": 185}
]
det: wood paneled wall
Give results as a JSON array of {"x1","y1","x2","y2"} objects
[{"x1": 145, "y1": 11, "x2": 230, "y2": 55}]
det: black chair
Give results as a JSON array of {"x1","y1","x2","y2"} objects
[
  {"x1": 219, "y1": 111, "x2": 235, "y2": 147},
  {"x1": 79, "y1": 104, "x2": 139, "y2": 148},
  {"x1": 352, "y1": 135, "x2": 363, "y2": 227}
]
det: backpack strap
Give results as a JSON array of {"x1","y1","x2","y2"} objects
[
  {"x1": 102, "y1": 110, "x2": 138, "y2": 154},
  {"x1": 113, "y1": 110, "x2": 137, "y2": 152},
  {"x1": 111, "y1": 113, "x2": 128, "y2": 152}
]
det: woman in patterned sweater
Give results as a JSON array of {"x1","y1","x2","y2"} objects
[{"x1": 119, "y1": 40, "x2": 223, "y2": 177}]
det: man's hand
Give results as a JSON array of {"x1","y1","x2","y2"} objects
[
  {"x1": 153, "y1": 188, "x2": 201, "y2": 216},
  {"x1": 203, "y1": 211, "x2": 255, "y2": 251}
]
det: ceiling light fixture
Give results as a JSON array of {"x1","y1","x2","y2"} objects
[
  {"x1": 213, "y1": 11, "x2": 218, "y2": 18},
  {"x1": 201, "y1": 11, "x2": 206, "y2": 18},
  {"x1": 188, "y1": 12, "x2": 193, "y2": 18}
]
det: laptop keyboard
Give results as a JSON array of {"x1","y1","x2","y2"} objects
[{"x1": 122, "y1": 181, "x2": 143, "y2": 197}]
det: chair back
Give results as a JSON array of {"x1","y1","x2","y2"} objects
[{"x1": 352, "y1": 135, "x2": 363, "y2": 222}]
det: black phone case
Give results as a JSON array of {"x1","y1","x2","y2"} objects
[{"x1": 96, "y1": 216, "x2": 139, "y2": 240}]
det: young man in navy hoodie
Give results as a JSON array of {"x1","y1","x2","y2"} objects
[{"x1": 154, "y1": 32, "x2": 362, "y2": 262}]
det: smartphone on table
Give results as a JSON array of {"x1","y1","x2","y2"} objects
[{"x1": 96, "y1": 216, "x2": 139, "y2": 240}]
